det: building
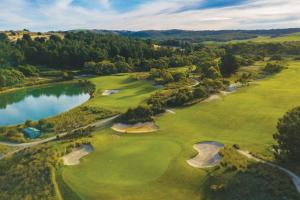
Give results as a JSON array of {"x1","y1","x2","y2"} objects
[{"x1": 23, "y1": 127, "x2": 41, "y2": 139}]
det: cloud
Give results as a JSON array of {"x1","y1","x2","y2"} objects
[{"x1": 0, "y1": 0, "x2": 299, "y2": 31}]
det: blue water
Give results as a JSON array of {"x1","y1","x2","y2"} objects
[{"x1": 0, "y1": 83, "x2": 90, "y2": 126}]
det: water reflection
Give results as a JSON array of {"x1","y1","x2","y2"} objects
[{"x1": 0, "y1": 83, "x2": 90, "y2": 126}]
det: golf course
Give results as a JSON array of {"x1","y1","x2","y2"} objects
[
  {"x1": 60, "y1": 61, "x2": 300, "y2": 200},
  {"x1": 1, "y1": 27, "x2": 300, "y2": 200}
]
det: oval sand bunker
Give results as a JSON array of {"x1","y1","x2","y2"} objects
[
  {"x1": 102, "y1": 90, "x2": 120, "y2": 96},
  {"x1": 112, "y1": 122, "x2": 158, "y2": 133},
  {"x1": 187, "y1": 141, "x2": 224, "y2": 168}
]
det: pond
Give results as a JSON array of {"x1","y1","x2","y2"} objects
[{"x1": 0, "y1": 83, "x2": 90, "y2": 126}]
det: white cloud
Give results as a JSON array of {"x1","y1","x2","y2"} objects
[{"x1": 0, "y1": 0, "x2": 299, "y2": 31}]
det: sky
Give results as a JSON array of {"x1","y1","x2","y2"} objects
[{"x1": 0, "y1": 0, "x2": 300, "y2": 31}]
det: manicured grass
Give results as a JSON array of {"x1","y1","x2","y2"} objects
[
  {"x1": 62, "y1": 132, "x2": 185, "y2": 200},
  {"x1": 88, "y1": 74, "x2": 158, "y2": 112},
  {"x1": 62, "y1": 61, "x2": 300, "y2": 199},
  {"x1": 245, "y1": 32, "x2": 300, "y2": 43}
]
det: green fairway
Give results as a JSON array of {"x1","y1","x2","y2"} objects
[
  {"x1": 205, "y1": 32, "x2": 300, "y2": 44},
  {"x1": 87, "y1": 74, "x2": 157, "y2": 112},
  {"x1": 245, "y1": 32, "x2": 300, "y2": 43},
  {"x1": 62, "y1": 61, "x2": 300, "y2": 200}
]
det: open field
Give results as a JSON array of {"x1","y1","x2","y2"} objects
[
  {"x1": 61, "y1": 61, "x2": 300, "y2": 199},
  {"x1": 205, "y1": 32, "x2": 300, "y2": 44}
]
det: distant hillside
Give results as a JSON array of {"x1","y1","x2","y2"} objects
[{"x1": 76, "y1": 28, "x2": 300, "y2": 42}]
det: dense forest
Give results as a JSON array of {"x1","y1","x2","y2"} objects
[{"x1": 1, "y1": 31, "x2": 300, "y2": 88}]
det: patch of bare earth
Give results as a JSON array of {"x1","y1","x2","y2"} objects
[
  {"x1": 187, "y1": 141, "x2": 224, "y2": 168},
  {"x1": 111, "y1": 122, "x2": 159, "y2": 133},
  {"x1": 203, "y1": 94, "x2": 222, "y2": 102},
  {"x1": 63, "y1": 144, "x2": 93, "y2": 166}
]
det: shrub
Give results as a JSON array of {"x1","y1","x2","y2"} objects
[
  {"x1": 0, "y1": 68, "x2": 25, "y2": 87},
  {"x1": 263, "y1": 62, "x2": 285, "y2": 74},
  {"x1": 62, "y1": 72, "x2": 74, "y2": 81},
  {"x1": 118, "y1": 106, "x2": 153, "y2": 124},
  {"x1": 270, "y1": 55, "x2": 282, "y2": 61},
  {"x1": 25, "y1": 120, "x2": 33, "y2": 127},
  {"x1": 17, "y1": 65, "x2": 39, "y2": 77},
  {"x1": 193, "y1": 86, "x2": 208, "y2": 99}
]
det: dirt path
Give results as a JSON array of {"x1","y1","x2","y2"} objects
[
  {"x1": 237, "y1": 150, "x2": 300, "y2": 193},
  {"x1": 187, "y1": 141, "x2": 224, "y2": 168},
  {"x1": 0, "y1": 115, "x2": 118, "y2": 160}
]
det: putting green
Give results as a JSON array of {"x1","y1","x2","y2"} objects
[
  {"x1": 62, "y1": 61, "x2": 300, "y2": 199},
  {"x1": 88, "y1": 74, "x2": 157, "y2": 112},
  {"x1": 62, "y1": 133, "x2": 182, "y2": 199}
]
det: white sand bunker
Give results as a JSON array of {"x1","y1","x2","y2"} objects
[
  {"x1": 102, "y1": 90, "x2": 120, "y2": 96},
  {"x1": 112, "y1": 122, "x2": 159, "y2": 133},
  {"x1": 187, "y1": 141, "x2": 224, "y2": 168},
  {"x1": 63, "y1": 144, "x2": 93, "y2": 166}
]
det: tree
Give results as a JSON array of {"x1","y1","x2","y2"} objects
[
  {"x1": 273, "y1": 106, "x2": 300, "y2": 162},
  {"x1": 0, "y1": 68, "x2": 25, "y2": 87},
  {"x1": 18, "y1": 65, "x2": 39, "y2": 77},
  {"x1": 25, "y1": 120, "x2": 33, "y2": 127},
  {"x1": 119, "y1": 106, "x2": 153, "y2": 124},
  {"x1": 115, "y1": 61, "x2": 132, "y2": 73},
  {"x1": 206, "y1": 66, "x2": 222, "y2": 79},
  {"x1": 22, "y1": 33, "x2": 32, "y2": 41},
  {"x1": 220, "y1": 51, "x2": 240, "y2": 76},
  {"x1": 0, "y1": 33, "x2": 8, "y2": 41}
]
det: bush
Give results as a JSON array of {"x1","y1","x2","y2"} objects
[
  {"x1": 294, "y1": 56, "x2": 300, "y2": 60},
  {"x1": 17, "y1": 65, "x2": 39, "y2": 77},
  {"x1": 0, "y1": 68, "x2": 25, "y2": 87},
  {"x1": 270, "y1": 55, "x2": 282, "y2": 61},
  {"x1": 167, "y1": 87, "x2": 194, "y2": 107},
  {"x1": 263, "y1": 62, "x2": 285, "y2": 74},
  {"x1": 118, "y1": 106, "x2": 153, "y2": 124},
  {"x1": 62, "y1": 72, "x2": 74, "y2": 81},
  {"x1": 193, "y1": 86, "x2": 208, "y2": 99}
]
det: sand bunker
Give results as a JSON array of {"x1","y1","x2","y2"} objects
[
  {"x1": 203, "y1": 94, "x2": 221, "y2": 102},
  {"x1": 63, "y1": 144, "x2": 93, "y2": 166},
  {"x1": 112, "y1": 122, "x2": 159, "y2": 133},
  {"x1": 166, "y1": 109, "x2": 176, "y2": 114},
  {"x1": 187, "y1": 141, "x2": 224, "y2": 168},
  {"x1": 102, "y1": 90, "x2": 120, "y2": 96}
]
